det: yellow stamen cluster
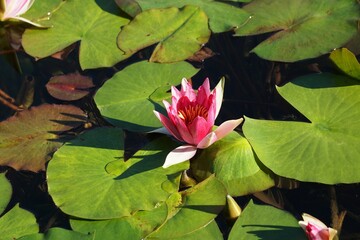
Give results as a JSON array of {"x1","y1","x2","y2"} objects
[{"x1": 178, "y1": 104, "x2": 208, "y2": 124}]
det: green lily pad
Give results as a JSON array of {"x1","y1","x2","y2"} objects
[
  {"x1": 94, "y1": 61, "x2": 198, "y2": 132},
  {"x1": 19, "y1": 228, "x2": 93, "y2": 240},
  {"x1": 176, "y1": 220, "x2": 223, "y2": 240},
  {"x1": 235, "y1": 0, "x2": 360, "y2": 62},
  {"x1": 0, "y1": 104, "x2": 86, "y2": 172},
  {"x1": 0, "y1": 173, "x2": 12, "y2": 215},
  {"x1": 118, "y1": 5, "x2": 210, "y2": 63},
  {"x1": 330, "y1": 48, "x2": 360, "y2": 81},
  {"x1": 243, "y1": 73, "x2": 360, "y2": 184},
  {"x1": 0, "y1": 204, "x2": 38, "y2": 239},
  {"x1": 47, "y1": 127, "x2": 188, "y2": 219},
  {"x1": 191, "y1": 131, "x2": 274, "y2": 196},
  {"x1": 22, "y1": 0, "x2": 130, "y2": 69},
  {"x1": 70, "y1": 201, "x2": 168, "y2": 239},
  {"x1": 115, "y1": 0, "x2": 251, "y2": 33},
  {"x1": 228, "y1": 200, "x2": 306, "y2": 240},
  {"x1": 148, "y1": 175, "x2": 227, "y2": 239}
]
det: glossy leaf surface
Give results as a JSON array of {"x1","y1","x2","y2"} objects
[
  {"x1": 235, "y1": 0, "x2": 360, "y2": 62},
  {"x1": 191, "y1": 131, "x2": 274, "y2": 196},
  {"x1": 116, "y1": 0, "x2": 251, "y2": 33},
  {"x1": 47, "y1": 128, "x2": 188, "y2": 219},
  {"x1": 22, "y1": 0, "x2": 130, "y2": 69},
  {"x1": 118, "y1": 6, "x2": 210, "y2": 63},
  {"x1": 94, "y1": 61, "x2": 198, "y2": 132}
]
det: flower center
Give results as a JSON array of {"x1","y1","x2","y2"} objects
[{"x1": 178, "y1": 104, "x2": 208, "y2": 125}]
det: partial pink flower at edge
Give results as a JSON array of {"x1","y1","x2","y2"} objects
[
  {"x1": 153, "y1": 77, "x2": 243, "y2": 168},
  {"x1": 299, "y1": 213, "x2": 338, "y2": 240},
  {"x1": 1, "y1": 0, "x2": 41, "y2": 26}
]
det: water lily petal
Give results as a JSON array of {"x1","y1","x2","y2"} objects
[
  {"x1": 2, "y1": 0, "x2": 34, "y2": 20},
  {"x1": 196, "y1": 78, "x2": 210, "y2": 106},
  {"x1": 299, "y1": 213, "x2": 338, "y2": 240},
  {"x1": 163, "y1": 145, "x2": 197, "y2": 168},
  {"x1": 214, "y1": 77, "x2": 225, "y2": 118},
  {"x1": 153, "y1": 110, "x2": 182, "y2": 141},
  {"x1": 173, "y1": 114, "x2": 195, "y2": 144},
  {"x1": 171, "y1": 85, "x2": 181, "y2": 101},
  {"x1": 197, "y1": 118, "x2": 243, "y2": 148},
  {"x1": 301, "y1": 214, "x2": 328, "y2": 229},
  {"x1": 181, "y1": 78, "x2": 196, "y2": 101},
  {"x1": 188, "y1": 116, "x2": 212, "y2": 145}
]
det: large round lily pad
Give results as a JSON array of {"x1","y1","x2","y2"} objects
[
  {"x1": 243, "y1": 73, "x2": 360, "y2": 184},
  {"x1": 191, "y1": 131, "x2": 274, "y2": 196},
  {"x1": 94, "y1": 61, "x2": 198, "y2": 132},
  {"x1": 235, "y1": 0, "x2": 360, "y2": 62},
  {"x1": 47, "y1": 127, "x2": 188, "y2": 219},
  {"x1": 0, "y1": 104, "x2": 86, "y2": 172},
  {"x1": 22, "y1": 0, "x2": 131, "y2": 69}
]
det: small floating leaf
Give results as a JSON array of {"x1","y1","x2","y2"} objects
[{"x1": 46, "y1": 73, "x2": 94, "y2": 101}]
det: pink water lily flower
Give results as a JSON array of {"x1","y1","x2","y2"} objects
[
  {"x1": 153, "y1": 77, "x2": 243, "y2": 168},
  {"x1": 299, "y1": 213, "x2": 338, "y2": 240},
  {"x1": 1, "y1": 0, "x2": 37, "y2": 25}
]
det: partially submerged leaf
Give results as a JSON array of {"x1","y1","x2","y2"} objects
[
  {"x1": 0, "y1": 104, "x2": 86, "y2": 172},
  {"x1": 116, "y1": 0, "x2": 251, "y2": 33},
  {"x1": 228, "y1": 200, "x2": 306, "y2": 240},
  {"x1": 22, "y1": 0, "x2": 131, "y2": 69},
  {"x1": 118, "y1": 6, "x2": 211, "y2": 63},
  {"x1": 235, "y1": 0, "x2": 360, "y2": 62},
  {"x1": 46, "y1": 73, "x2": 94, "y2": 101},
  {"x1": 330, "y1": 48, "x2": 360, "y2": 81},
  {"x1": 243, "y1": 73, "x2": 360, "y2": 184},
  {"x1": 0, "y1": 173, "x2": 12, "y2": 215}
]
